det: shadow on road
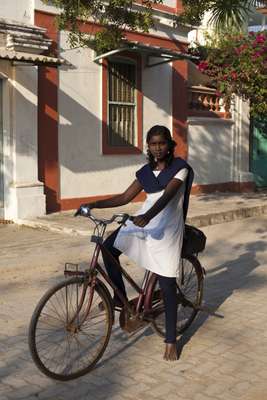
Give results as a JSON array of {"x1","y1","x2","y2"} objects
[{"x1": 176, "y1": 238, "x2": 267, "y2": 358}]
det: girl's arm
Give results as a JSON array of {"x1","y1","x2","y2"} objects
[
  {"x1": 85, "y1": 179, "x2": 143, "y2": 209},
  {"x1": 133, "y1": 178, "x2": 183, "y2": 227}
]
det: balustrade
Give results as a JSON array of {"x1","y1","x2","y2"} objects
[{"x1": 188, "y1": 86, "x2": 231, "y2": 119}]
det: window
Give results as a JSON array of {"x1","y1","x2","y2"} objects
[
  {"x1": 102, "y1": 55, "x2": 143, "y2": 154},
  {"x1": 108, "y1": 61, "x2": 136, "y2": 147}
]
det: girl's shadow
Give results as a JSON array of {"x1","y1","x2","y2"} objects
[{"x1": 176, "y1": 240, "x2": 267, "y2": 357}]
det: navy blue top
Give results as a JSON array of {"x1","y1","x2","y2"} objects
[{"x1": 136, "y1": 157, "x2": 194, "y2": 221}]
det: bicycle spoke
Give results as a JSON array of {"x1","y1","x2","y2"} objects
[{"x1": 30, "y1": 278, "x2": 113, "y2": 380}]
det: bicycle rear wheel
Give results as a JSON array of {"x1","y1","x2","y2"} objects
[
  {"x1": 151, "y1": 255, "x2": 204, "y2": 337},
  {"x1": 29, "y1": 277, "x2": 113, "y2": 381}
]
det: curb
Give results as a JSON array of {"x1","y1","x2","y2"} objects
[
  {"x1": 16, "y1": 203, "x2": 267, "y2": 236},
  {"x1": 187, "y1": 204, "x2": 267, "y2": 227},
  {"x1": 15, "y1": 219, "x2": 90, "y2": 236}
]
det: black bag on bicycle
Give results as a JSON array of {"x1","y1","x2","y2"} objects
[{"x1": 182, "y1": 224, "x2": 206, "y2": 256}]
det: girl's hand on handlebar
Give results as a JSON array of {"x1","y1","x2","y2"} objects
[{"x1": 132, "y1": 214, "x2": 150, "y2": 227}]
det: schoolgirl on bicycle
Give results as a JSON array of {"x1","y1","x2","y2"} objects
[{"x1": 77, "y1": 125, "x2": 194, "y2": 361}]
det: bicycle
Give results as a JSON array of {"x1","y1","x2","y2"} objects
[{"x1": 28, "y1": 207, "x2": 205, "y2": 381}]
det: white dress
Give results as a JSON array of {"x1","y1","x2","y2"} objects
[{"x1": 114, "y1": 168, "x2": 188, "y2": 278}]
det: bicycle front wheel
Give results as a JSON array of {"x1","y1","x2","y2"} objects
[
  {"x1": 151, "y1": 255, "x2": 204, "y2": 337},
  {"x1": 29, "y1": 277, "x2": 113, "y2": 381}
]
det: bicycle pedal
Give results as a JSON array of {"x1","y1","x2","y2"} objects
[{"x1": 119, "y1": 309, "x2": 147, "y2": 333}]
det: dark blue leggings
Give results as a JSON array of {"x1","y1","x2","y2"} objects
[{"x1": 102, "y1": 229, "x2": 178, "y2": 343}]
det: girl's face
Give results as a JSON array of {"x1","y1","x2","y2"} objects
[{"x1": 148, "y1": 134, "x2": 169, "y2": 161}]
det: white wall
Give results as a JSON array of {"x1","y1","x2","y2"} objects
[
  {"x1": 34, "y1": 0, "x2": 58, "y2": 15},
  {"x1": 143, "y1": 60, "x2": 172, "y2": 139},
  {"x1": 58, "y1": 33, "x2": 146, "y2": 199},
  {"x1": 0, "y1": 59, "x2": 45, "y2": 220},
  {"x1": 163, "y1": 0, "x2": 176, "y2": 7},
  {"x1": 0, "y1": 0, "x2": 34, "y2": 24},
  {"x1": 188, "y1": 118, "x2": 234, "y2": 185},
  {"x1": 6, "y1": 65, "x2": 46, "y2": 219},
  {"x1": 188, "y1": 97, "x2": 253, "y2": 187},
  {"x1": 58, "y1": 31, "x2": 174, "y2": 199}
]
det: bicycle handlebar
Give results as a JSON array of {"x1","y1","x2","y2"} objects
[{"x1": 75, "y1": 205, "x2": 132, "y2": 225}]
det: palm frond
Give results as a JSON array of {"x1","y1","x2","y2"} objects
[{"x1": 208, "y1": 0, "x2": 259, "y2": 31}]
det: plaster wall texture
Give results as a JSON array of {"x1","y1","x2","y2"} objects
[
  {"x1": 0, "y1": 62, "x2": 12, "y2": 219},
  {"x1": 188, "y1": 97, "x2": 253, "y2": 186},
  {"x1": 163, "y1": 0, "x2": 176, "y2": 7},
  {"x1": 0, "y1": 0, "x2": 34, "y2": 24},
  {"x1": 58, "y1": 33, "x2": 146, "y2": 199},
  {"x1": 0, "y1": 61, "x2": 45, "y2": 219},
  {"x1": 188, "y1": 118, "x2": 233, "y2": 185},
  {"x1": 148, "y1": 24, "x2": 189, "y2": 43},
  {"x1": 12, "y1": 67, "x2": 38, "y2": 183},
  {"x1": 143, "y1": 60, "x2": 172, "y2": 140},
  {"x1": 231, "y1": 97, "x2": 254, "y2": 183}
]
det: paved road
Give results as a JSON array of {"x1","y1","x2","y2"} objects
[{"x1": 1, "y1": 217, "x2": 267, "y2": 400}]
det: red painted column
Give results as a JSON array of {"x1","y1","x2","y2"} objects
[
  {"x1": 35, "y1": 11, "x2": 60, "y2": 212},
  {"x1": 172, "y1": 60, "x2": 188, "y2": 159}
]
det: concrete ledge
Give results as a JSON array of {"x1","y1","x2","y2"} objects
[
  {"x1": 187, "y1": 204, "x2": 267, "y2": 228},
  {"x1": 16, "y1": 203, "x2": 267, "y2": 237}
]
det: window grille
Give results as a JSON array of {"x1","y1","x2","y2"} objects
[{"x1": 108, "y1": 60, "x2": 136, "y2": 147}]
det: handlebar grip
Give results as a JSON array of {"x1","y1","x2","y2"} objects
[{"x1": 74, "y1": 205, "x2": 91, "y2": 217}]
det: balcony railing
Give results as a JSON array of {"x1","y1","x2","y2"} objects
[
  {"x1": 256, "y1": 1, "x2": 267, "y2": 14},
  {"x1": 188, "y1": 86, "x2": 231, "y2": 119},
  {"x1": 256, "y1": 1, "x2": 267, "y2": 6}
]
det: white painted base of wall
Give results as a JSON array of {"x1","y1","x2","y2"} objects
[{"x1": 5, "y1": 182, "x2": 46, "y2": 220}]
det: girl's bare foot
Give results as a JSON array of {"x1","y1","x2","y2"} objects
[{"x1": 163, "y1": 343, "x2": 178, "y2": 361}]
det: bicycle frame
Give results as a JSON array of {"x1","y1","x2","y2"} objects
[
  {"x1": 64, "y1": 219, "x2": 161, "y2": 327},
  {"x1": 95, "y1": 242, "x2": 157, "y2": 315}
]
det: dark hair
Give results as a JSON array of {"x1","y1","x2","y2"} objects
[{"x1": 146, "y1": 125, "x2": 177, "y2": 168}]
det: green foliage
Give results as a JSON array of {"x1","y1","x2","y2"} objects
[
  {"x1": 192, "y1": 31, "x2": 267, "y2": 117},
  {"x1": 42, "y1": 0, "x2": 162, "y2": 53},
  {"x1": 179, "y1": 0, "x2": 259, "y2": 31},
  {"x1": 43, "y1": 0, "x2": 261, "y2": 53}
]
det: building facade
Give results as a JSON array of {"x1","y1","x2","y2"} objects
[{"x1": 0, "y1": 0, "x2": 255, "y2": 220}]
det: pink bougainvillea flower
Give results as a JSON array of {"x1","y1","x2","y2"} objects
[
  {"x1": 252, "y1": 50, "x2": 263, "y2": 59},
  {"x1": 198, "y1": 61, "x2": 209, "y2": 72},
  {"x1": 231, "y1": 71, "x2": 238, "y2": 80},
  {"x1": 235, "y1": 44, "x2": 248, "y2": 54},
  {"x1": 256, "y1": 34, "x2": 266, "y2": 44}
]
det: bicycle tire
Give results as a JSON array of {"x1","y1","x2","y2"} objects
[
  {"x1": 151, "y1": 255, "x2": 204, "y2": 338},
  {"x1": 28, "y1": 277, "x2": 113, "y2": 381}
]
